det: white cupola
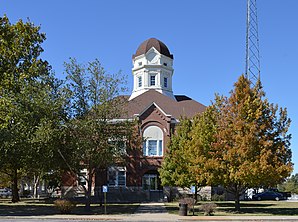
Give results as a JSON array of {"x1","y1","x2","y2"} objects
[{"x1": 129, "y1": 38, "x2": 175, "y2": 100}]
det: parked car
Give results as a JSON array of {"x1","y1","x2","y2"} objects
[
  {"x1": 268, "y1": 188, "x2": 291, "y2": 199},
  {"x1": 252, "y1": 191, "x2": 284, "y2": 201},
  {"x1": 0, "y1": 188, "x2": 12, "y2": 197}
]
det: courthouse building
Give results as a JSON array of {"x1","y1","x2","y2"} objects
[{"x1": 63, "y1": 38, "x2": 206, "y2": 201}]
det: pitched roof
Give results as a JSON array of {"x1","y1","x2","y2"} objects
[{"x1": 120, "y1": 90, "x2": 206, "y2": 120}]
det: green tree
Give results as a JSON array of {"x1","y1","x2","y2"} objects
[
  {"x1": 159, "y1": 117, "x2": 195, "y2": 188},
  {"x1": 188, "y1": 103, "x2": 220, "y2": 188},
  {"x1": 61, "y1": 58, "x2": 133, "y2": 210},
  {"x1": 278, "y1": 174, "x2": 298, "y2": 194},
  {"x1": 211, "y1": 75, "x2": 292, "y2": 211},
  {"x1": 0, "y1": 15, "x2": 66, "y2": 202},
  {"x1": 159, "y1": 104, "x2": 219, "y2": 201}
]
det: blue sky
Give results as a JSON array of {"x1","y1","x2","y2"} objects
[{"x1": 1, "y1": 0, "x2": 297, "y2": 174}]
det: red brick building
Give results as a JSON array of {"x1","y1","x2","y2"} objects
[
  {"x1": 62, "y1": 38, "x2": 206, "y2": 201},
  {"x1": 104, "y1": 38, "x2": 205, "y2": 200}
]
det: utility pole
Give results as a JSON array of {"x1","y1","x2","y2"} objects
[{"x1": 245, "y1": 0, "x2": 261, "y2": 86}]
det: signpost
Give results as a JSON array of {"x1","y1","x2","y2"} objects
[
  {"x1": 102, "y1": 185, "x2": 108, "y2": 214},
  {"x1": 191, "y1": 185, "x2": 196, "y2": 215}
]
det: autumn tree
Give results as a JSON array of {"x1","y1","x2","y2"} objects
[
  {"x1": 0, "y1": 15, "x2": 67, "y2": 202},
  {"x1": 61, "y1": 58, "x2": 133, "y2": 210},
  {"x1": 160, "y1": 75, "x2": 292, "y2": 211},
  {"x1": 211, "y1": 75, "x2": 292, "y2": 211}
]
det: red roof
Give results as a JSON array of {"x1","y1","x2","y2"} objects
[{"x1": 121, "y1": 90, "x2": 205, "y2": 120}]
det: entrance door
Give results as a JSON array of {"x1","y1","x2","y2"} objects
[
  {"x1": 142, "y1": 172, "x2": 163, "y2": 201},
  {"x1": 142, "y1": 174, "x2": 158, "y2": 190}
]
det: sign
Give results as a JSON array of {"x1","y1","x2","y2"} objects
[
  {"x1": 102, "y1": 185, "x2": 108, "y2": 193},
  {"x1": 191, "y1": 185, "x2": 196, "y2": 194}
]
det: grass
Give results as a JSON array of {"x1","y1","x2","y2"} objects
[
  {"x1": 165, "y1": 201, "x2": 298, "y2": 216},
  {"x1": 0, "y1": 198, "x2": 139, "y2": 216}
]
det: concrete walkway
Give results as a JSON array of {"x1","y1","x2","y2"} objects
[{"x1": 128, "y1": 202, "x2": 178, "y2": 221}]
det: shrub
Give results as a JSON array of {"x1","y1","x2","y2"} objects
[
  {"x1": 211, "y1": 193, "x2": 225, "y2": 201},
  {"x1": 200, "y1": 203, "x2": 217, "y2": 216},
  {"x1": 54, "y1": 199, "x2": 76, "y2": 214}
]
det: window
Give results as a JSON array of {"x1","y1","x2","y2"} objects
[
  {"x1": 143, "y1": 126, "x2": 163, "y2": 156},
  {"x1": 163, "y1": 62, "x2": 167, "y2": 66},
  {"x1": 138, "y1": 76, "x2": 142, "y2": 88},
  {"x1": 142, "y1": 173, "x2": 162, "y2": 190},
  {"x1": 138, "y1": 62, "x2": 142, "y2": 66},
  {"x1": 148, "y1": 140, "x2": 157, "y2": 156},
  {"x1": 158, "y1": 140, "x2": 162, "y2": 156},
  {"x1": 78, "y1": 169, "x2": 87, "y2": 186},
  {"x1": 108, "y1": 167, "x2": 126, "y2": 187},
  {"x1": 164, "y1": 77, "x2": 168, "y2": 88},
  {"x1": 150, "y1": 75, "x2": 156, "y2": 86}
]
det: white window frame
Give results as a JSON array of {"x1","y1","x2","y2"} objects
[
  {"x1": 78, "y1": 169, "x2": 88, "y2": 187},
  {"x1": 138, "y1": 76, "x2": 142, "y2": 88},
  {"x1": 164, "y1": 77, "x2": 168, "y2": 88},
  {"x1": 108, "y1": 166, "x2": 126, "y2": 187},
  {"x1": 143, "y1": 140, "x2": 163, "y2": 156},
  {"x1": 142, "y1": 126, "x2": 163, "y2": 157},
  {"x1": 150, "y1": 75, "x2": 156, "y2": 86}
]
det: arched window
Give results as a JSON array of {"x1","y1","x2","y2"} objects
[{"x1": 143, "y1": 126, "x2": 163, "y2": 156}]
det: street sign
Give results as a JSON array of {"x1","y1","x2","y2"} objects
[
  {"x1": 191, "y1": 185, "x2": 195, "y2": 194},
  {"x1": 102, "y1": 185, "x2": 108, "y2": 193},
  {"x1": 102, "y1": 185, "x2": 108, "y2": 214},
  {"x1": 190, "y1": 185, "x2": 196, "y2": 215}
]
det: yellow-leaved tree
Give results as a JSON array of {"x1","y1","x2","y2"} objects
[{"x1": 210, "y1": 75, "x2": 292, "y2": 211}]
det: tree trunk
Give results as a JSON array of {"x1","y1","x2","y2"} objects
[
  {"x1": 95, "y1": 167, "x2": 106, "y2": 206},
  {"x1": 195, "y1": 185, "x2": 198, "y2": 202},
  {"x1": 235, "y1": 190, "x2": 241, "y2": 212},
  {"x1": 33, "y1": 174, "x2": 40, "y2": 199},
  {"x1": 12, "y1": 168, "x2": 20, "y2": 203},
  {"x1": 85, "y1": 170, "x2": 93, "y2": 211}
]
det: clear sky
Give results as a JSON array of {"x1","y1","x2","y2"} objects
[{"x1": 1, "y1": 0, "x2": 297, "y2": 174}]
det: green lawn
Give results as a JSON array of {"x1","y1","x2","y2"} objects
[
  {"x1": 165, "y1": 201, "x2": 298, "y2": 216},
  {"x1": 0, "y1": 198, "x2": 139, "y2": 216}
]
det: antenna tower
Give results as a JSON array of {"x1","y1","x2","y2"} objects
[{"x1": 245, "y1": 0, "x2": 260, "y2": 86}]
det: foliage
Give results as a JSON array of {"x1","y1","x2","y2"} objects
[
  {"x1": 159, "y1": 117, "x2": 195, "y2": 188},
  {"x1": 200, "y1": 203, "x2": 217, "y2": 216},
  {"x1": 211, "y1": 193, "x2": 225, "y2": 201},
  {"x1": 0, "y1": 15, "x2": 67, "y2": 202},
  {"x1": 188, "y1": 104, "x2": 219, "y2": 186},
  {"x1": 159, "y1": 105, "x2": 218, "y2": 202},
  {"x1": 278, "y1": 174, "x2": 298, "y2": 194},
  {"x1": 54, "y1": 199, "x2": 76, "y2": 214},
  {"x1": 59, "y1": 58, "x2": 134, "y2": 209},
  {"x1": 160, "y1": 74, "x2": 292, "y2": 212},
  {"x1": 210, "y1": 75, "x2": 292, "y2": 211},
  {"x1": 0, "y1": 173, "x2": 11, "y2": 188}
]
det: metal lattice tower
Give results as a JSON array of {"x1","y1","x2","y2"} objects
[{"x1": 245, "y1": 0, "x2": 261, "y2": 86}]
